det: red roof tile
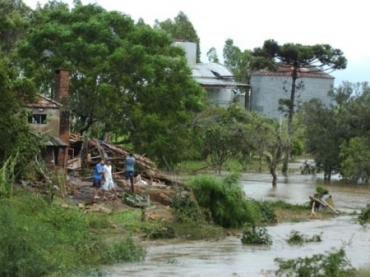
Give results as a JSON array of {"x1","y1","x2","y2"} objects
[{"x1": 25, "y1": 95, "x2": 62, "y2": 108}]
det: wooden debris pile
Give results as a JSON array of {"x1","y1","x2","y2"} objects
[{"x1": 69, "y1": 134, "x2": 182, "y2": 186}]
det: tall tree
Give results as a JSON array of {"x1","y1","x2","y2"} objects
[
  {"x1": 251, "y1": 40, "x2": 347, "y2": 174},
  {"x1": 300, "y1": 98, "x2": 344, "y2": 181},
  {"x1": 223, "y1": 39, "x2": 252, "y2": 83},
  {"x1": 206, "y1": 47, "x2": 219, "y2": 63},
  {"x1": 0, "y1": 51, "x2": 39, "y2": 174},
  {"x1": 18, "y1": 2, "x2": 205, "y2": 168},
  {"x1": 154, "y1": 11, "x2": 201, "y2": 62},
  {"x1": 0, "y1": 0, "x2": 32, "y2": 52}
]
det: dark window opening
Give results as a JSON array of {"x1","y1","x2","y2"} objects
[{"x1": 28, "y1": 114, "x2": 47, "y2": 124}]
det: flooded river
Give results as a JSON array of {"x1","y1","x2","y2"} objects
[{"x1": 111, "y1": 168, "x2": 370, "y2": 277}]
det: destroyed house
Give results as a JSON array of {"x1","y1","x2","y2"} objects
[{"x1": 25, "y1": 70, "x2": 70, "y2": 168}]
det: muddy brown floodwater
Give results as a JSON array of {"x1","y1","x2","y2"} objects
[{"x1": 110, "y1": 166, "x2": 370, "y2": 277}]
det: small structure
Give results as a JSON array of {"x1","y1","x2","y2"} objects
[
  {"x1": 173, "y1": 41, "x2": 249, "y2": 108},
  {"x1": 250, "y1": 64, "x2": 334, "y2": 118},
  {"x1": 192, "y1": 62, "x2": 249, "y2": 108},
  {"x1": 25, "y1": 70, "x2": 70, "y2": 168}
]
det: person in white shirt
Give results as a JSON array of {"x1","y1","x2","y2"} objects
[{"x1": 102, "y1": 160, "x2": 119, "y2": 200}]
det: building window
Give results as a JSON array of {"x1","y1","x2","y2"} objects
[{"x1": 28, "y1": 114, "x2": 47, "y2": 124}]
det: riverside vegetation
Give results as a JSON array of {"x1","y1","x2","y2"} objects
[
  {"x1": 3, "y1": 156, "x2": 370, "y2": 276},
  {"x1": 0, "y1": 158, "x2": 304, "y2": 277}
]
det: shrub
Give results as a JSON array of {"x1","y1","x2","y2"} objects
[
  {"x1": 102, "y1": 237, "x2": 146, "y2": 263},
  {"x1": 189, "y1": 173, "x2": 262, "y2": 228},
  {"x1": 271, "y1": 248, "x2": 357, "y2": 277},
  {"x1": 240, "y1": 224, "x2": 272, "y2": 245},
  {"x1": 286, "y1": 230, "x2": 322, "y2": 246},
  {"x1": 357, "y1": 204, "x2": 370, "y2": 227},
  {"x1": 0, "y1": 154, "x2": 17, "y2": 198}
]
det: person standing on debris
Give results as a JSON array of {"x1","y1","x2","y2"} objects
[
  {"x1": 102, "y1": 160, "x2": 119, "y2": 200},
  {"x1": 125, "y1": 152, "x2": 136, "y2": 193},
  {"x1": 92, "y1": 159, "x2": 105, "y2": 199}
]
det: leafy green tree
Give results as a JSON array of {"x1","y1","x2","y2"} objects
[
  {"x1": 206, "y1": 47, "x2": 219, "y2": 63},
  {"x1": 336, "y1": 82, "x2": 370, "y2": 138},
  {"x1": 18, "y1": 2, "x2": 205, "y2": 168},
  {"x1": 223, "y1": 39, "x2": 251, "y2": 83},
  {"x1": 0, "y1": 0, "x2": 32, "y2": 52},
  {"x1": 154, "y1": 11, "x2": 201, "y2": 62},
  {"x1": 0, "y1": 51, "x2": 39, "y2": 176},
  {"x1": 198, "y1": 106, "x2": 233, "y2": 174},
  {"x1": 251, "y1": 40, "x2": 347, "y2": 174},
  {"x1": 300, "y1": 98, "x2": 344, "y2": 180},
  {"x1": 340, "y1": 136, "x2": 370, "y2": 183}
]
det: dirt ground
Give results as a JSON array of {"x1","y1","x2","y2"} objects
[{"x1": 69, "y1": 177, "x2": 175, "y2": 221}]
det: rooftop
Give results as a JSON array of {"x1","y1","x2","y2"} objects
[
  {"x1": 192, "y1": 63, "x2": 249, "y2": 87},
  {"x1": 25, "y1": 95, "x2": 62, "y2": 108}
]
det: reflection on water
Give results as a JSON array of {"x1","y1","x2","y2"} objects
[
  {"x1": 111, "y1": 170, "x2": 370, "y2": 277},
  {"x1": 242, "y1": 171, "x2": 370, "y2": 211}
]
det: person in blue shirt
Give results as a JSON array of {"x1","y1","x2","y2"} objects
[
  {"x1": 125, "y1": 153, "x2": 136, "y2": 193},
  {"x1": 93, "y1": 159, "x2": 105, "y2": 199}
]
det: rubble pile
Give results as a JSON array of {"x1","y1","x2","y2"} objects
[{"x1": 67, "y1": 134, "x2": 190, "y2": 207}]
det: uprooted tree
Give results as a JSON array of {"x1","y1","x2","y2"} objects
[{"x1": 251, "y1": 40, "x2": 347, "y2": 175}]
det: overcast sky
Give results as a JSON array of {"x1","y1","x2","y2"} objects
[{"x1": 23, "y1": 0, "x2": 370, "y2": 86}]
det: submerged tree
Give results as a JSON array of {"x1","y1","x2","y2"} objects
[
  {"x1": 300, "y1": 98, "x2": 343, "y2": 181},
  {"x1": 251, "y1": 40, "x2": 347, "y2": 174}
]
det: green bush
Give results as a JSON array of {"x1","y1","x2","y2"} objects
[
  {"x1": 272, "y1": 248, "x2": 357, "y2": 277},
  {"x1": 240, "y1": 224, "x2": 272, "y2": 245},
  {"x1": 189, "y1": 173, "x2": 276, "y2": 228},
  {"x1": 357, "y1": 204, "x2": 370, "y2": 227},
  {"x1": 286, "y1": 230, "x2": 322, "y2": 246},
  {"x1": 171, "y1": 193, "x2": 206, "y2": 223}
]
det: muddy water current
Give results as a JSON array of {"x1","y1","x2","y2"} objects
[{"x1": 111, "y1": 169, "x2": 370, "y2": 277}]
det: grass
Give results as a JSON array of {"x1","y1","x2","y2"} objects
[
  {"x1": 110, "y1": 206, "x2": 223, "y2": 240},
  {"x1": 264, "y1": 200, "x2": 337, "y2": 222},
  {"x1": 0, "y1": 192, "x2": 146, "y2": 277}
]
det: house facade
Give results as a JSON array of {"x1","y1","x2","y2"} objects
[
  {"x1": 25, "y1": 70, "x2": 70, "y2": 168},
  {"x1": 250, "y1": 64, "x2": 334, "y2": 118}
]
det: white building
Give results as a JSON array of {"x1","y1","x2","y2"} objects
[
  {"x1": 250, "y1": 64, "x2": 334, "y2": 118},
  {"x1": 174, "y1": 41, "x2": 249, "y2": 108}
]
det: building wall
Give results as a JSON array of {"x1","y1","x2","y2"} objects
[
  {"x1": 207, "y1": 87, "x2": 234, "y2": 107},
  {"x1": 250, "y1": 76, "x2": 334, "y2": 119},
  {"x1": 28, "y1": 108, "x2": 60, "y2": 137},
  {"x1": 173, "y1": 41, "x2": 197, "y2": 67}
]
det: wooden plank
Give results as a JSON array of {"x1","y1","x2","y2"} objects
[
  {"x1": 309, "y1": 201, "x2": 319, "y2": 219},
  {"x1": 309, "y1": 196, "x2": 340, "y2": 215}
]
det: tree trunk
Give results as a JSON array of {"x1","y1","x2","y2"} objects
[
  {"x1": 282, "y1": 63, "x2": 298, "y2": 175},
  {"x1": 270, "y1": 164, "x2": 278, "y2": 187}
]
